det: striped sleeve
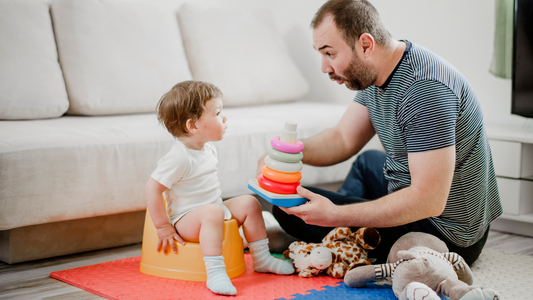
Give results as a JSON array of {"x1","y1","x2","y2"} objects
[
  {"x1": 442, "y1": 252, "x2": 468, "y2": 271},
  {"x1": 354, "y1": 90, "x2": 366, "y2": 106},
  {"x1": 375, "y1": 260, "x2": 403, "y2": 279}
]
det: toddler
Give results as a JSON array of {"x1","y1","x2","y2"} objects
[{"x1": 145, "y1": 81, "x2": 294, "y2": 296}]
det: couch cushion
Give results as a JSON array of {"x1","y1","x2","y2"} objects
[
  {"x1": 0, "y1": 102, "x2": 360, "y2": 230},
  {"x1": 0, "y1": 0, "x2": 69, "y2": 120},
  {"x1": 177, "y1": 4, "x2": 309, "y2": 107},
  {"x1": 51, "y1": 0, "x2": 192, "y2": 115},
  {"x1": 0, "y1": 113, "x2": 174, "y2": 231}
]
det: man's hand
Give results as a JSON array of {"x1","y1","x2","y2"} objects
[
  {"x1": 279, "y1": 186, "x2": 340, "y2": 227},
  {"x1": 156, "y1": 223, "x2": 185, "y2": 254}
]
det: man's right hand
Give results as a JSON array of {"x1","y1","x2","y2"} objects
[{"x1": 156, "y1": 223, "x2": 184, "y2": 254}]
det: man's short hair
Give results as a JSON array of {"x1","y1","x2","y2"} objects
[
  {"x1": 311, "y1": 0, "x2": 391, "y2": 49},
  {"x1": 156, "y1": 81, "x2": 222, "y2": 138}
]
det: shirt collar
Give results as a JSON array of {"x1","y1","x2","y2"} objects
[{"x1": 378, "y1": 40, "x2": 412, "y2": 90}]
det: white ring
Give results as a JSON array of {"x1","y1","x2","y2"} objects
[{"x1": 264, "y1": 155, "x2": 303, "y2": 173}]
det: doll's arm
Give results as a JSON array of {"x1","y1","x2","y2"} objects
[
  {"x1": 344, "y1": 261, "x2": 401, "y2": 288},
  {"x1": 344, "y1": 265, "x2": 377, "y2": 287},
  {"x1": 442, "y1": 252, "x2": 473, "y2": 285}
]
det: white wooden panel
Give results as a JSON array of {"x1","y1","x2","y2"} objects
[
  {"x1": 497, "y1": 177, "x2": 533, "y2": 215},
  {"x1": 519, "y1": 179, "x2": 533, "y2": 215},
  {"x1": 497, "y1": 177, "x2": 521, "y2": 215},
  {"x1": 521, "y1": 143, "x2": 533, "y2": 179},
  {"x1": 490, "y1": 140, "x2": 521, "y2": 178}
]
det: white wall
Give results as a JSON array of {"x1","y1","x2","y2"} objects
[
  {"x1": 371, "y1": 0, "x2": 527, "y2": 127},
  {"x1": 165, "y1": 0, "x2": 529, "y2": 127}
]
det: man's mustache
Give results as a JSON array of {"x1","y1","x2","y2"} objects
[{"x1": 329, "y1": 73, "x2": 343, "y2": 81}]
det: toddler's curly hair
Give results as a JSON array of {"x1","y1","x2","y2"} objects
[{"x1": 156, "y1": 81, "x2": 222, "y2": 138}]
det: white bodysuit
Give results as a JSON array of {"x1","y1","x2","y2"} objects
[{"x1": 151, "y1": 140, "x2": 232, "y2": 225}]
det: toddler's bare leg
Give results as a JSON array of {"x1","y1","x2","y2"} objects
[
  {"x1": 175, "y1": 205, "x2": 236, "y2": 295},
  {"x1": 224, "y1": 195, "x2": 267, "y2": 243},
  {"x1": 175, "y1": 203, "x2": 225, "y2": 256},
  {"x1": 224, "y1": 195, "x2": 294, "y2": 275}
]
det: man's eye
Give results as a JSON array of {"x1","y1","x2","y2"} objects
[{"x1": 326, "y1": 52, "x2": 332, "y2": 57}]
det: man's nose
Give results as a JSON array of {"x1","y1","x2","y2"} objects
[{"x1": 321, "y1": 57, "x2": 333, "y2": 74}]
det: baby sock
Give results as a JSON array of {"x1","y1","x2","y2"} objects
[
  {"x1": 248, "y1": 238, "x2": 295, "y2": 275},
  {"x1": 203, "y1": 256, "x2": 237, "y2": 296}
]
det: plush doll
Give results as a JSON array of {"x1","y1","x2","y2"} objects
[
  {"x1": 344, "y1": 232, "x2": 500, "y2": 300},
  {"x1": 283, "y1": 227, "x2": 380, "y2": 278}
]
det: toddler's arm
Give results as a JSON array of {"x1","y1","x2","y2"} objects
[{"x1": 145, "y1": 178, "x2": 184, "y2": 254}]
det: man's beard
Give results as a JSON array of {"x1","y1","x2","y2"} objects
[{"x1": 329, "y1": 52, "x2": 377, "y2": 91}]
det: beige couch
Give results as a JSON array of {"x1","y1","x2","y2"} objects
[{"x1": 0, "y1": 0, "x2": 379, "y2": 264}]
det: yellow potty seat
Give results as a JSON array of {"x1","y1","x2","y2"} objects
[{"x1": 139, "y1": 206, "x2": 246, "y2": 281}]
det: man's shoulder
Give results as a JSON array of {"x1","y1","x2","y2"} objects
[
  {"x1": 406, "y1": 42, "x2": 439, "y2": 59},
  {"x1": 403, "y1": 42, "x2": 469, "y2": 91},
  {"x1": 404, "y1": 42, "x2": 456, "y2": 74}
]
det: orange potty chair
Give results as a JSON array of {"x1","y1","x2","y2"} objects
[{"x1": 139, "y1": 207, "x2": 246, "y2": 281}]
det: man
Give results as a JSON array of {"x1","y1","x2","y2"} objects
[{"x1": 259, "y1": 0, "x2": 502, "y2": 265}]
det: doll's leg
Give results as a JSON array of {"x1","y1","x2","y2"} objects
[
  {"x1": 399, "y1": 282, "x2": 441, "y2": 300},
  {"x1": 224, "y1": 195, "x2": 294, "y2": 275},
  {"x1": 436, "y1": 278, "x2": 500, "y2": 300},
  {"x1": 176, "y1": 205, "x2": 236, "y2": 296},
  {"x1": 442, "y1": 252, "x2": 473, "y2": 285}
]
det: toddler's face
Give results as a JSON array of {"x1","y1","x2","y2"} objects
[{"x1": 196, "y1": 97, "x2": 227, "y2": 142}]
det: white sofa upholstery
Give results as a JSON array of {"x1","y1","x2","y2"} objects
[{"x1": 0, "y1": 0, "x2": 379, "y2": 264}]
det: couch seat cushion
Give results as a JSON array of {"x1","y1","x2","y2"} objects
[{"x1": 0, "y1": 102, "x2": 358, "y2": 230}]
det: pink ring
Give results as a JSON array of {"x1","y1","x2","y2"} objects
[{"x1": 270, "y1": 136, "x2": 304, "y2": 153}]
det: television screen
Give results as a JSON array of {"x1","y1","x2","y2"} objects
[{"x1": 511, "y1": 0, "x2": 533, "y2": 118}]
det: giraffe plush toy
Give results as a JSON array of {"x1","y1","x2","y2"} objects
[{"x1": 283, "y1": 227, "x2": 380, "y2": 278}]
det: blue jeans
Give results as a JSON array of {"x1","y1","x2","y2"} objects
[{"x1": 272, "y1": 150, "x2": 488, "y2": 265}]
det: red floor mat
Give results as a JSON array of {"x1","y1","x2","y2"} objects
[{"x1": 50, "y1": 253, "x2": 342, "y2": 299}]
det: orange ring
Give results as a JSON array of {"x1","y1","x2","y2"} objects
[
  {"x1": 262, "y1": 165, "x2": 301, "y2": 183},
  {"x1": 257, "y1": 174, "x2": 299, "y2": 194}
]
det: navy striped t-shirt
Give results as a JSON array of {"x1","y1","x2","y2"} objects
[{"x1": 354, "y1": 41, "x2": 502, "y2": 247}]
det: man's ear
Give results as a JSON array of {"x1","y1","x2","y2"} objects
[
  {"x1": 358, "y1": 33, "x2": 375, "y2": 58},
  {"x1": 186, "y1": 119, "x2": 198, "y2": 134}
]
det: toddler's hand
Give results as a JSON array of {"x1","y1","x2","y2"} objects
[{"x1": 156, "y1": 223, "x2": 185, "y2": 254}]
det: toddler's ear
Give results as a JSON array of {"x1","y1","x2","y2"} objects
[{"x1": 186, "y1": 119, "x2": 198, "y2": 133}]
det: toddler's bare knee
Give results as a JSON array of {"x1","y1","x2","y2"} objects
[
  {"x1": 241, "y1": 195, "x2": 262, "y2": 212},
  {"x1": 201, "y1": 204, "x2": 225, "y2": 219}
]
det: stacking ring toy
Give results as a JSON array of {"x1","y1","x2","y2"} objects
[
  {"x1": 264, "y1": 155, "x2": 303, "y2": 173},
  {"x1": 270, "y1": 136, "x2": 304, "y2": 154},
  {"x1": 257, "y1": 174, "x2": 299, "y2": 194},
  {"x1": 262, "y1": 165, "x2": 302, "y2": 183},
  {"x1": 268, "y1": 147, "x2": 303, "y2": 163}
]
